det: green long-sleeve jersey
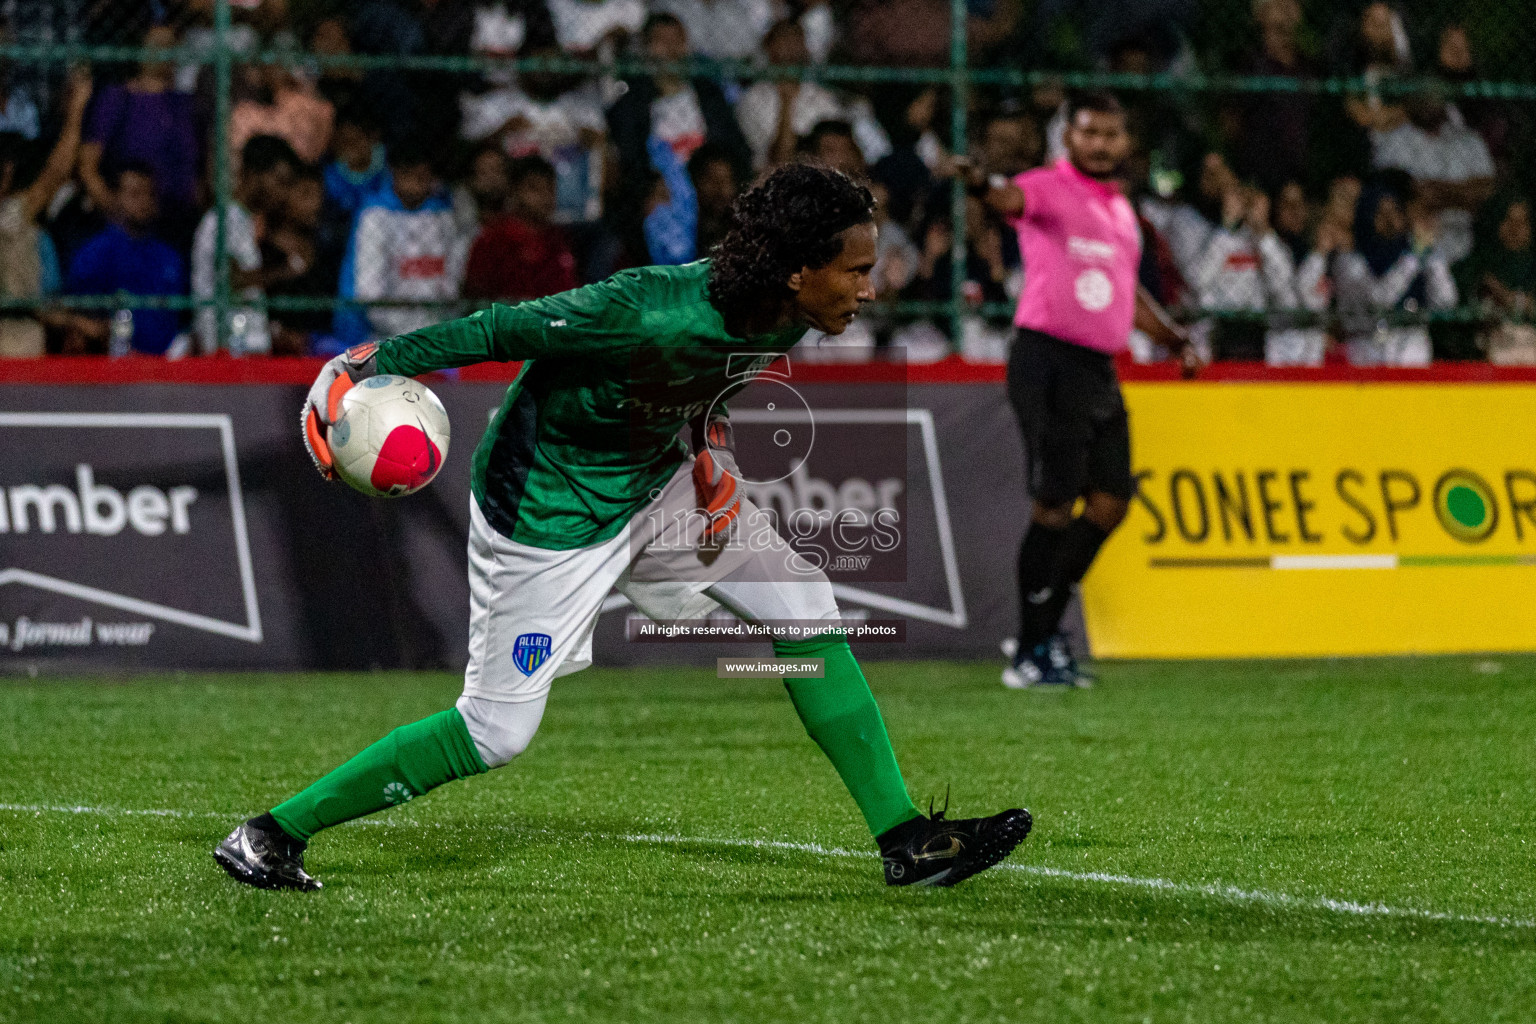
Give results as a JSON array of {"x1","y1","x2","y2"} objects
[{"x1": 373, "y1": 261, "x2": 806, "y2": 549}]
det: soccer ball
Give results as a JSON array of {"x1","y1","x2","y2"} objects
[{"x1": 328, "y1": 375, "x2": 451, "y2": 498}]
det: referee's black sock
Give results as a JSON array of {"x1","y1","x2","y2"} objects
[
  {"x1": 1016, "y1": 519, "x2": 1068, "y2": 648},
  {"x1": 1033, "y1": 517, "x2": 1113, "y2": 642}
]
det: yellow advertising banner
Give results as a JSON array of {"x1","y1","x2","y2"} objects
[{"x1": 1081, "y1": 383, "x2": 1536, "y2": 657}]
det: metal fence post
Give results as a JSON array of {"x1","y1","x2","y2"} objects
[
  {"x1": 212, "y1": 0, "x2": 232, "y2": 354},
  {"x1": 949, "y1": 0, "x2": 969, "y2": 353}
]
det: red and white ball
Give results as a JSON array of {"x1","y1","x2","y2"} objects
[{"x1": 328, "y1": 375, "x2": 450, "y2": 497}]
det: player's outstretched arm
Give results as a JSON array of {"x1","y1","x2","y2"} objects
[
  {"x1": 301, "y1": 279, "x2": 640, "y2": 478},
  {"x1": 951, "y1": 155, "x2": 1025, "y2": 220},
  {"x1": 371, "y1": 277, "x2": 639, "y2": 378}
]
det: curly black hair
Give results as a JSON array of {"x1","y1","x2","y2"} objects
[{"x1": 707, "y1": 162, "x2": 875, "y2": 320}]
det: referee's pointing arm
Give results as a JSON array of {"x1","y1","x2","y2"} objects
[{"x1": 963, "y1": 112, "x2": 1203, "y2": 378}]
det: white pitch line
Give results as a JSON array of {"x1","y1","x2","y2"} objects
[
  {"x1": 617, "y1": 832, "x2": 1536, "y2": 929},
  {"x1": 3, "y1": 802, "x2": 1531, "y2": 929},
  {"x1": 0, "y1": 802, "x2": 223, "y2": 818},
  {"x1": 1010, "y1": 863, "x2": 1536, "y2": 929},
  {"x1": 1271, "y1": 554, "x2": 1399, "y2": 570}
]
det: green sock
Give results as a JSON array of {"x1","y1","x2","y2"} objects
[
  {"x1": 271, "y1": 708, "x2": 489, "y2": 842},
  {"x1": 775, "y1": 635, "x2": 922, "y2": 837}
]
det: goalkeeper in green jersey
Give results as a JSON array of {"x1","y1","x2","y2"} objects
[{"x1": 215, "y1": 163, "x2": 1031, "y2": 891}]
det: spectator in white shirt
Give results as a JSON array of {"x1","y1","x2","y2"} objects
[
  {"x1": 870, "y1": 179, "x2": 919, "y2": 299},
  {"x1": 546, "y1": 0, "x2": 645, "y2": 55},
  {"x1": 798, "y1": 0, "x2": 835, "y2": 64},
  {"x1": 1266, "y1": 179, "x2": 1334, "y2": 366},
  {"x1": 1371, "y1": 85, "x2": 1494, "y2": 265},
  {"x1": 192, "y1": 135, "x2": 301, "y2": 354},
  {"x1": 734, "y1": 19, "x2": 890, "y2": 173},
  {"x1": 606, "y1": 13, "x2": 752, "y2": 198},
  {"x1": 650, "y1": 0, "x2": 775, "y2": 61},
  {"x1": 336, "y1": 137, "x2": 468, "y2": 347},
  {"x1": 736, "y1": 19, "x2": 848, "y2": 170},
  {"x1": 1139, "y1": 152, "x2": 1236, "y2": 287},
  {"x1": 460, "y1": 44, "x2": 610, "y2": 223},
  {"x1": 469, "y1": 0, "x2": 559, "y2": 58},
  {"x1": 1188, "y1": 183, "x2": 1299, "y2": 361},
  {"x1": 1335, "y1": 181, "x2": 1456, "y2": 366}
]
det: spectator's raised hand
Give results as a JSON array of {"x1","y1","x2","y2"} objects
[
  {"x1": 1314, "y1": 219, "x2": 1352, "y2": 255},
  {"x1": 26, "y1": 66, "x2": 94, "y2": 222},
  {"x1": 1409, "y1": 201, "x2": 1439, "y2": 252},
  {"x1": 1325, "y1": 176, "x2": 1361, "y2": 230},
  {"x1": 1244, "y1": 189, "x2": 1272, "y2": 237},
  {"x1": 1221, "y1": 186, "x2": 1247, "y2": 230},
  {"x1": 65, "y1": 68, "x2": 94, "y2": 115}
]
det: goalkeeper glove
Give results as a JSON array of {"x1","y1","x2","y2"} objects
[
  {"x1": 691, "y1": 414, "x2": 741, "y2": 542},
  {"x1": 301, "y1": 342, "x2": 380, "y2": 480}
]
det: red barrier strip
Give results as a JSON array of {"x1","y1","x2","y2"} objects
[{"x1": 6, "y1": 354, "x2": 1536, "y2": 385}]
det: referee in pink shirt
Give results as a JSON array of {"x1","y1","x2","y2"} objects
[{"x1": 974, "y1": 92, "x2": 1199, "y2": 687}]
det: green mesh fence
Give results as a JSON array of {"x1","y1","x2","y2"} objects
[{"x1": 0, "y1": 0, "x2": 1533, "y2": 361}]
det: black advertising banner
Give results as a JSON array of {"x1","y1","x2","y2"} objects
[
  {"x1": 0, "y1": 379, "x2": 1031, "y2": 673},
  {"x1": 0, "y1": 412, "x2": 257, "y2": 650}
]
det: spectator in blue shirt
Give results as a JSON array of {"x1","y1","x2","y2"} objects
[
  {"x1": 323, "y1": 105, "x2": 389, "y2": 220},
  {"x1": 334, "y1": 136, "x2": 463, "y2": 349},
  {"x1": 67, "y1": 162, "x2": 187, "y2": 356},
  {"x1": 643, "y1": 134, "x2": 697, "y2": 266}
]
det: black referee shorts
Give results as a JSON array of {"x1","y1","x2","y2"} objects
[{"x1": 1006, "y1": 327, "x2": 1135, "y2": 507}]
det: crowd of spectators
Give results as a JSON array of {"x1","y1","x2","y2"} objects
[{"x1": 0, "y1": 0, "x2": 1533, "y2": 364}]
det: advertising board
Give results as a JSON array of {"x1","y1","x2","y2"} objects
[{"x1": 1084, "y1": 383, "x2": 1536, "y2": 657}]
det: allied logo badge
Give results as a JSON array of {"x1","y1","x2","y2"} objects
[
  {"x1": 383, "y1": 781, "x2": 414, "y2": 805},
  {"x1": 512, "y1": 632, "x2": 553, "y2": 675}
]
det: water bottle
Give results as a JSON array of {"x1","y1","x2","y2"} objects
[
  {"x1": 108, "y1": 309, "x2": 133, "y2": 358},
  {"x1": 229, "y1": 310, "x2": 249, "y2": 357},
  {"x1": 1149, "y1": 149, "x2": 1181, "y2": 200}
]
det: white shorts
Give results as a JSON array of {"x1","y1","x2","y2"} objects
[{"x1": 462, "y1": 461, "x2": 840, "y2": 704}]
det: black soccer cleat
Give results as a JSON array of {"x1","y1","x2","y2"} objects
[
  {"x1": 1047, "y1": 633, "x2": 1095, "y2": 688},
  {"x1": 1002, "y1": 635, "x2": 1091, "y2": 688},
  {"x1": 213, "y1": 816, "x2": 322, "y2": 891},
  {"x1": 878, "y1": 803, "x2": 1033, "y2": 887}
]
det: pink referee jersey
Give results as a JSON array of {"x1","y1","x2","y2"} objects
[{"x1": 1007, "y1": 158, "x2": 1142, "y2": 354}]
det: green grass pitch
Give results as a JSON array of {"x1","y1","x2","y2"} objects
[{"x1": 4, "y1": 658, "x2": 1536, "y2": 1022}]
